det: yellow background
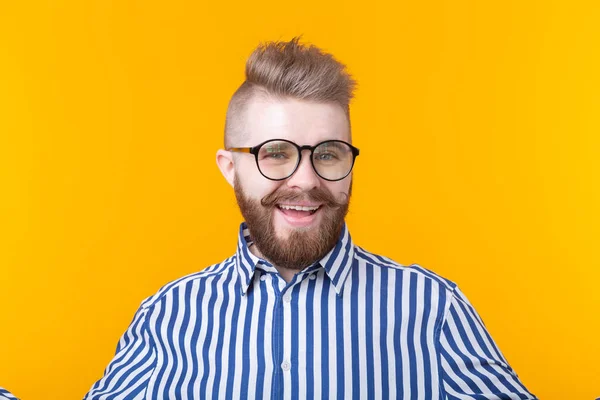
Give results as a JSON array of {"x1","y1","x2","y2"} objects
[{"x1": 1, "y1": 0, "x2": 599, "y2": 399}]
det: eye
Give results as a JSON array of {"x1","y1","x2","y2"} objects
[
  {"x1": 258, "y1": 142, "x2": 295, "y2": 162},
  {"x1": 314, "y1": 152, "x2": 338, "y2": 161},
  {"x1": 266, "y1": 152, "x2": 288, "y2": 159}
]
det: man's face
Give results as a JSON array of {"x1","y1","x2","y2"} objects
[{"x1": 231, "y1": 97, "x2": 353, "y2": 270}]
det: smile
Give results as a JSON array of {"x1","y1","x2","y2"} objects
[
  {"x1": 277, "y1": 204, "x2": 321, "y2": 214},
  {"x1": 275, "y1": 204, "x2": 321, "y2": 228}
]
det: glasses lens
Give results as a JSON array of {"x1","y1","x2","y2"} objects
[
  {"x1": 256, "y1": 140, "x2": 299, "y2": 179},
  {"x1": 312, "y1": 141, "x2": 355, "y2": 180}
]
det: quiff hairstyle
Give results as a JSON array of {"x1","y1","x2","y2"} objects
[{"x1": 224, "y1": 37, "x2": 356, "y2": 147}]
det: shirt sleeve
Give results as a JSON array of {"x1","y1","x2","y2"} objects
[
  {"x1": 438, "y1": 286, "x2": 537, "y2": 399},
  {"x1": 0, "y1": 387, "x2": 18, "y2": 400},
  {"x1": 84, "y1": 305, "x2": 157, "y2": 400}
]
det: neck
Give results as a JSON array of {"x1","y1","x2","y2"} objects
[{"x1": 248, "y1": 244, "x2": 300, "y2": 283}]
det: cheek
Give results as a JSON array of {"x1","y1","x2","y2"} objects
[
  {"x1": 326, "y1": 178, "x2": 351, "y2": 199},
  {"x1": 236, "y1": 166, "x2": 281, "y2": 199},
  {"x1": 251, "y1": 181, "x2": 281, "y2": 200}
]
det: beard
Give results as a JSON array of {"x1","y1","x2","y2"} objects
[{"x1": 234, "y1": 176, "x2": 351, "y2": 271}]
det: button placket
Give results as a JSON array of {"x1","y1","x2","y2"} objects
[{"x1": 280, "y1": 286, "x2": 294, "y2": 383}]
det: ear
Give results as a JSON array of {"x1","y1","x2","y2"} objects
[{"x1": 216, "y1": 149, "x2": 235, "y2": 187}]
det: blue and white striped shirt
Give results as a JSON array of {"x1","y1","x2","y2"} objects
[
  {"x1": 0, "y1": 387, "x2": 17, "y2": 400},
  {"x1": 85, "y1": 223, "x2": 535, "y2": 399}
]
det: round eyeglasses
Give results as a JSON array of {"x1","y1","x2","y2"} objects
[{"x1": 227, "y1": 139, "x2": 360, "y2": 181}]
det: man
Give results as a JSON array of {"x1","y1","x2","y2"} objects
[{"x1": 85, "y1": 38, "x2": 535, "y2": 399}]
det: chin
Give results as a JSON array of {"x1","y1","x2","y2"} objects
[
  {"x1": 275, "y1": 224, "x2": 313, "y2": 238},
  {"x1": 273, "y1": 222, "x2": 303, "y2": 237}
]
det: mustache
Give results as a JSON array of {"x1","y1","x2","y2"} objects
[{"x1": 261, "y1": 187, "x2": 347, "y2": 209}]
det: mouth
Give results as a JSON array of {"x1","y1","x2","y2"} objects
[
  {"x1": 275, "y1": 203, "x2": 322, "y2": 228},
  {"x1": 277, "y1": 204, "x2": 321, "y2": 215}
]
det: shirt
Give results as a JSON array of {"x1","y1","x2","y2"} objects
[
  {"x1": 85, "y1": 223, "x2": 536, "y2": 399},
  {"x1": 0, "y1": 387, "x2": 17, "y2": 400}
]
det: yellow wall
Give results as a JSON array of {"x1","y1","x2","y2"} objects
[{"x1": 1, "y1": 0, "x2": 598, "y2": 399}]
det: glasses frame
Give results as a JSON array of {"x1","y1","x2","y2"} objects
[{"x1": 227, "y1": 138, "x2": 360, "y2": 181}]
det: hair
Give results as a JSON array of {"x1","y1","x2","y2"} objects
[{"x1": 224, "y1": 37, "x2": 356, "y2": 147}]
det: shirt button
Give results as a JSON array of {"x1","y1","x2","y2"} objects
[
  {"x1": 281, "y1": 360, "x2": 291, "y2": 371},
  {"x1": 309, "y1": 274, "x2": 316, "y2": 280},
  {"x1": 260, "y1": 275, "x2": 267, "y2": 282},
  {"x1": 283, "y1": 293, "x2": 292, "y2": 303}
]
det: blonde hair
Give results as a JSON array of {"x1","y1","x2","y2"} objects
[{"x1": 225, "y1": 37, "x2": 356, "y2": 147}]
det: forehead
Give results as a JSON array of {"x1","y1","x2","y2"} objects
[{"x1": 242, "y1": 97, "x2": 350, "y2": 146}]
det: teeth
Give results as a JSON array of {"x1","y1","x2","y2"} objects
[{"x1": 279, "y1": 205, "x2": 319, "y2": 211}]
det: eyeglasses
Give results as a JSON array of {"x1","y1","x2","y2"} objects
[{"x1": 227, "y1": 139, "x2": 360, "y2": 181}]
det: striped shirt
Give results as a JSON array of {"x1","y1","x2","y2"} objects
[
  {"x1": 0, "y1": 387, "x2": 17, "y2": 400},
  {"x1": 85, "y1": 223, "x2": 536, "y2": 399}
]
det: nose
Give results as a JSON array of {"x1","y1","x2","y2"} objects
[{"x1": 286, "y1": 150, "x2": 321, "y2": 191}]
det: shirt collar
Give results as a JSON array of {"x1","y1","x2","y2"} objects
[{"x1": 235, "y1": 222, "x2": 355, "y2": 296}]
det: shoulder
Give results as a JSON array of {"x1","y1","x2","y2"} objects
[
  {"x1": 0, "y1": 387, "x2": 17, "y2": 400},
  {"x1": 137, "y1": 255, "x2": 237, "y2": 312},
  {"x1": 353, "y1": 245, "x2": 458, "y2": 293}
]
